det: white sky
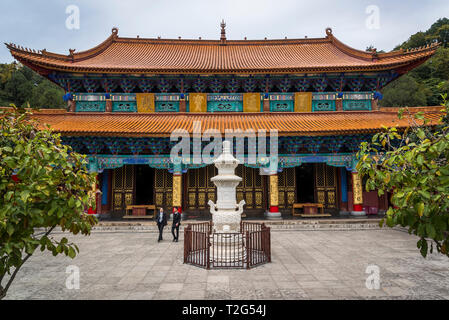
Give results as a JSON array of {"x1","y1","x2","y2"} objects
[{"x1": 0, "y1": 0, "x2": 448, "y2": 63}]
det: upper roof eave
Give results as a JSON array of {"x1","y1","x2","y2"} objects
[{"x1": 6, "y1": 27, "x2": 439, "y2": 75}]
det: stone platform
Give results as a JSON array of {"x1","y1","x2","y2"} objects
[
  {"x1": 4, "y1": 227, "x2": 449, "y2": 300},
  {"x1": 83, "y1": 217, "x2": 384, "y2": 232}
]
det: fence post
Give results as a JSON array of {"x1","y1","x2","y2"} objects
[
  {"x1": 246, "y1": 231, "x2": 250, "y2": 269},
  {"x1": 267, "y1": 227, "x2": 271, "y2": 263}
]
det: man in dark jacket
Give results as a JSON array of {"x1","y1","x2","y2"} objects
[
  {"x1": 172, "y1": 207, "x2": 181, "y2": 242},
  {"x1": 156, "y1": 207, "x2": 167, "y2": 242}
]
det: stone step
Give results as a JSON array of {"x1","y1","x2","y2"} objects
[
  {"x1": 34, "y1": 218, "x2": 384, "y2": 234},
  {"x1": 88, "y1": 218, "x2": 383, "y2": 232}
]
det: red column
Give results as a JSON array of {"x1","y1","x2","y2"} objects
[
  {"x1": 351, "y1": 171, "x2": 365, "y2": 215},
  {"x1": 87, "y1": 174, "x2": 100, "y2": 214}
]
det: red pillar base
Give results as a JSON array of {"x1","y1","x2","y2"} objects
[
  {"x1": 269, "y1": 206, "x2": 279, "y2": 213},
  {"x1": 351, "y1": 204, "x2": 366, "y2": 216},
  {"x1": 266, "y1": 206, "x2": 281, "y2": 220}
]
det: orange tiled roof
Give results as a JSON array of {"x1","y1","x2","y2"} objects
[
  {"x1": 6, "y1": 28, "x2": 438, "y2": 75},
  {"x1": 26, "y1": 107, "x2": 444, "y2": 137}
]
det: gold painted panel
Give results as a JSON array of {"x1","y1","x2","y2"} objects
[
  {"x1": 327, "y1": 191, "x2": 336, "y2": 207},
  {"x1": 245, "y1": 193, "x2": 253, "y2": 206},
  {"x1": 269, "y1": 175, "x2": 279, "y2": 207},
  {"x1": 237, "y1": 192, "x2": 244, "y2": 204},
  {"x1": 198, "y1": 192, "x2": 206, "y2": 208},
  {"x1": 287, "y1": 192, "x2": 295, "y2": 205},
  {"x1": 190, "y1": 93, "x2": 207, "y2": 112},
  {"x1": 317, "y1": 190, "x2": 325, "y2": 205},
  {"x1": 188, "y1": 193, "x2": 196, "y2": 208},
  {"x1": 294, "y1": 92, "x2": 312, "y2": 113},
  {"x1": 352, "y1": 172, "x2": 363, "y2": 205},
  {"x1": 114, "y1": 193, "x2": 122, "y2": 210},
  {"x1": 243, "y1": 93, "x2": 260, "y2": 113},
  {"x1": 125, "y1": 193, "x2": 133, "y2": 206},
  {"x1": 255, "y1": 192, "x2": 263, "y2": 208},
  {"x1": 155, "y1": 193, "x2": 164, "y2": 207},
  {"x1": 136, "y1": 93, "x2": 155, "y2": 113},
  {"x1": 172, "y1": 175, "x2": 182, "y2": 207}
]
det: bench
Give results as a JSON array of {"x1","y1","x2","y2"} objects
[
  {"x1": 124, "y1": 205, "x2": 156, "y2": 219},
  {"x1": 292, "y1": 203, "x2": 330, "y2": 217}
]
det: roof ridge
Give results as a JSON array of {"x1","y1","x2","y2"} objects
[{"x1": 5, "y1": 27, "x2": 439, "y2": 76}]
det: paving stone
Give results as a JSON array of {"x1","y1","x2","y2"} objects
[
  {"x1": 302, "y1": 288, "x2": 334, "y2": 298},
  {"x1": 279, "y1": 289, "x2": 308, "y2": 299},
  {"x1": 158, "y1": 283, "x2": 183, "y2": 291},
  {"x1": 179, "y1": 289, "x2": 206, "y2": 299},
  {"x1": 4, "y1": 228, "x2": 449, "y2": 300},
  {"x1": 206, "y1": 290, "x2": 231, "y2": 300}
]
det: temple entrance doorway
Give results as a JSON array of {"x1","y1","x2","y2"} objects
[
  {"x1": 135, "y1": 165, "x2": 155, "y2": 205},
  {"x1": 236, "y1": 165, "x2": 265, "y2": 214},
  {"x1": 296, "y1": 164, "x2": 315, "y2": 204},
  {"x1": 278, "y1": 167, "x2": 296, "y2": 210},
  {"x1": 186, "y1": 166, "x2": 217, "y2": 217},
  {"x1": 154, "y1": 169, "x2": 173, "y2": 211},
  {"x1": 112, "y1": 165, "x2": 134, "y2": 213},
  {"x1": 314, "y1": 163, "x2": 338, "y2": 210}
]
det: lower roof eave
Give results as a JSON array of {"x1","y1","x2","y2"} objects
[{"x1": 54, "y1": 129, "x2": 383, "y2": 138}]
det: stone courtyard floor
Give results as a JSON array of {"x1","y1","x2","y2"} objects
[{"x1": 4, "y1": 228, "x2": 449, "y2": 300}]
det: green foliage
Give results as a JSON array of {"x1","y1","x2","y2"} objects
[
  {"x1": 382, "y1": 18, "x2": 449, "y2": 107},
  {"x1": 0, "y1": 106, "x2": 97, "y2": 299},
  {"x1": 357, "y1": 100, "x2": 449, "y2": 258},
  {"x1": 0, "y1": 63, "x2": 64, "y2": 109},
  {"x1": 395, "y1": 18, "x2": 449, "y2": 50},
  {"x1": 381, "y1": 75, "x2": 427, "y2": 107}
]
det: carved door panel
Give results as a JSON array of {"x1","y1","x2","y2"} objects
[
  {"x1": 112, "y1": 165, "x2": 134, "y2": 212},
  {"x1": 154, "y1": 169, "x2": 173, "y2": 211},
  {"x1": 236, "y1": 166, "x2": 264, "y2": 210},
  {"x1": 186, "y1": 166, "x2": 216, "y2": 211},
  {"x1": 278, "y1": 167, "x2": 296, "y2": 209},
  {"x1": 315, "y1": 163, "x2": 337, "y2": 209}
]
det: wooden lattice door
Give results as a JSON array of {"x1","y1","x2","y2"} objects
[
  {"x1": 278, "y1": 167, "x2": 296, "y2": 209},
  {"x1": 154, "y1": 169, "x2": 173, "y2": 210},
  {"x1": 112, "y1": 165, "x2": 134, "y2": 212},
  {"x1": 236, "y1": 166, "x2": 264, "y2": 210},
  {"x1": 315, "y1": 163, "x2": 337, "y2": 209},
  {"x1": 186, "y1": 166, "x2": 217, "y2": 211}
]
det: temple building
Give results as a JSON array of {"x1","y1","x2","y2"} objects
[{"x1": 5, "y1": 24, "x2": 441, "y2": 219}]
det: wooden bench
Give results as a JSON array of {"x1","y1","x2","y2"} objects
[
  {"x1": 124, "y1": 205, "x2": 156, "y2": 219},
  {"x1": 292, "y1": 203, "x2": 330, "y2": 217}
]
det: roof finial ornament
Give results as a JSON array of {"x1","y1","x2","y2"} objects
[
  {"x1": 111, "y1": 27, "x2": 119, "y2": 40},
  {"x1": 220, "y1": 19, "x2": 227, "y2": 44},
  {"x1": 325, "y1": 27, "x2": 333, "y2": 38}
]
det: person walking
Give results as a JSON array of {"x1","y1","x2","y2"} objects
[
  {"x1": 172, "y1": 207, "x2": 181, "y2": 242},
  {"x1": 156, "y1": 207, "x2": 167, "y2": 242}
]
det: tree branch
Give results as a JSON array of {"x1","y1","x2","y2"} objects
[{"x1": 0, "y1": 226, "x2": 55, "y2": 300}]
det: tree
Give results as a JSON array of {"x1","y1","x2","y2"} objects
[
  {"x1": 380, "y1": 74, "x2": 427, "y2": 107},
  {"x1": 0, "y1": 106, "x2": 98, "y2": 299},
  {"x1": 0, "y1": 63, "x2": 65, "y2": 109},
  {"x1": 357, "y1": 99, "x2": 449, "y2": 258}
]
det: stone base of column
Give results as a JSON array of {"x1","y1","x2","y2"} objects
[
  {"x1": 339, "y1": 211, "x2": 351, "y2": 216},
  {"x1": 350, "y1": 210, "x2": 366, "y2": 217},
  {"x1": 170, "y1": 213, "x2": 186, "y2": 220},
  {"x1": 265, "y1": 206, "x2": 282, "y2": 220}
]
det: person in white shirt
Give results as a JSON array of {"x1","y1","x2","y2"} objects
[{"x1": 156, "y1": 207, "x2": 167, "y2": 242}]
